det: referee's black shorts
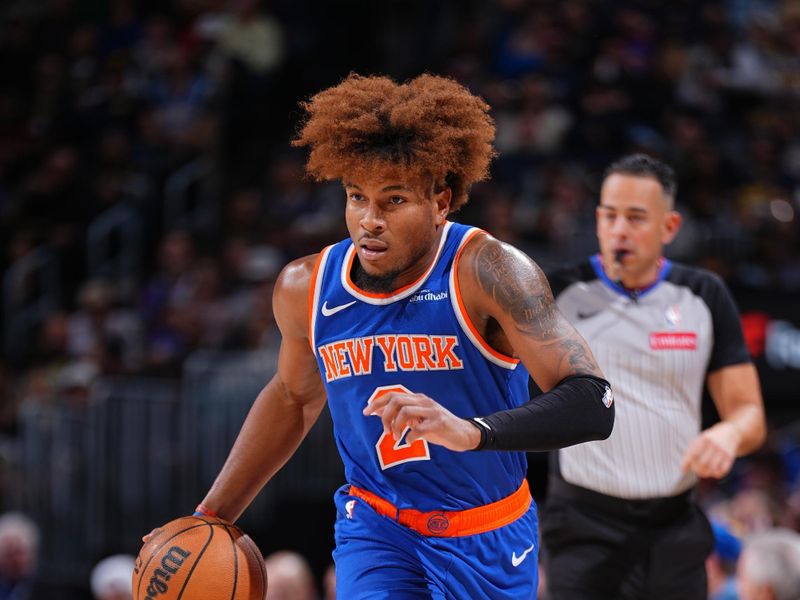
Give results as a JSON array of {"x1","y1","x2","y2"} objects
[{"x1": 541, "y1": 477, "x2": 715, "y2": 600}]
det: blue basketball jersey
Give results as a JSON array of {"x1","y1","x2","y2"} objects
[{"x1": 310, "y1": 221, "x2": 531, "y2": 511}]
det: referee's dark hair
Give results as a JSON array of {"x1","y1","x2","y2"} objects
[{"x1": 604, "y1": 153, "x2": 677, "y2": 206}]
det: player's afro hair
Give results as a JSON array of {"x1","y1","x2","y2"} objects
[{"x1": 292, "y1": 73, "x2": 496, "y2": 212}]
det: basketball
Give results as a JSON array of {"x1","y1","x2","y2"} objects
[{"x1": 132, "y1": 516, "x2": 267, "y2": 600}]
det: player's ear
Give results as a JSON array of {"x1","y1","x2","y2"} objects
[{"x1": 433, "y1": 187, "x2": 451, "y2": 225}]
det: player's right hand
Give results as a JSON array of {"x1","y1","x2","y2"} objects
[{"x1": 363, "y1": 389, "x2": 482, "y2": 451}]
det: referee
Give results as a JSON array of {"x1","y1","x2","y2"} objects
[{"x1": 541, "y1": 154, "x2": 766, "y2": 600}]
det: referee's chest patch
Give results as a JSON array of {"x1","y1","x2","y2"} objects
[
  {"x1": 665, "y1": 303, "x2": 681, "y2": 327},
  {"x1": 649, "y1": 332, "x2": 697, "y2": 350}
]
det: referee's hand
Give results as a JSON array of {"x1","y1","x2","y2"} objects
[{"x1": 680, "y1": 422, "x2": 741, "y2": 479}]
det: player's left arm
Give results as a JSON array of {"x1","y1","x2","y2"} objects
[
  {"x1": 680, "y1": 271, "x2": 766, "y2": 479},
  {"x1": 366, "y1": 234, "x2": 614, "y2": 452},
  {"x1": 460, "y1": 235, "x2": 614, "y2": 451}
]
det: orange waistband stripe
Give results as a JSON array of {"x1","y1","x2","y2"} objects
[{"x1": 348, "y1": 480, "x2": 531, "y2": 537}]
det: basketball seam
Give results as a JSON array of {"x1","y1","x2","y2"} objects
[
  {"x1": 175, "y1": 522, "x2": 214, "y2": 600},
  {"x1": 237, "y1": 533, "x2": 267, "y2": 594},
  {"x1": 221, "y1": 523, "x2": 239, "y2": 600},
  {"x1": 136, "y1": 520, "x2": 212, "y2": 599}
]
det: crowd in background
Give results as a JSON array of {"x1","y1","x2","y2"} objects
[{"x1": 0, "y1": 0, "x2": 799, "y2": 597}]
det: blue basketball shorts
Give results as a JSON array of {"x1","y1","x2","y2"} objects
[{"x1": 331, "y1": 484, "x2": 540, "y2": 599}]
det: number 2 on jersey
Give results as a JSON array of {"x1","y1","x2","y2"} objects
[{"x1": 367, "y1": 385, "x2": 431, "y2": 470}]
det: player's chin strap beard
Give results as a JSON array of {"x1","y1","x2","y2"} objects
[
  {"x1": 352, "y1": 258, "x2": 401, "y2": 294},
  {"x1": 352, "y1": 237, "x2": 434, "y2": 294}
]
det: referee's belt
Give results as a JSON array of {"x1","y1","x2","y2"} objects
[
  {"x1": 548, "y1": 476, "x2": 693, "y2": 522},
  {"x1": 348, "y1": 480, "x2": 531, "y2": 537}
]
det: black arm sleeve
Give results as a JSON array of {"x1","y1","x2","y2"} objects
[{"x1": 470, "y1": 375, "x2": 615, "y2": 452}]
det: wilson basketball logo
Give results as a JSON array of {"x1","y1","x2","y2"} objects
[
  {"x1": 133, "y1": 516, "x2": 267, "y2": 600},
  {"x1": 144, "y1": 546, "x2": 191, "y2": 599},
  {"x1": 650, "y1": 332, "x2": 697, "y2": 350}
]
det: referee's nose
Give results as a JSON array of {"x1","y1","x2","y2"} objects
[{"x1": 609, "y1": 214, "x2": 630, "y2": 238}]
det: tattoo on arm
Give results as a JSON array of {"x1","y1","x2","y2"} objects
[
  {"x1": 474, "y1": 241, "x2": 563, "y2": 340},
  {"x1": 474, "y1": 240, "x2": 602, "y2": 377},
  {"x1": 557, "y1": 338, "x2": 602, "y2": 375}
]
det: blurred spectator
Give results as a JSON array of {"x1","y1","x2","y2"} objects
[
  {"x1": 15, "y1": 312, "x2": 71, "y2": 399},
  {"x1": 0, "y1": 513, "x2": 39, "y2": 600},
  {"x1": 133, "y1": 16, "x2": 175, "y2": 83},
  {"x1": 707, "y1": 520, "x2": 743, "y2": 600},
  {"x1": 262, "y1": 152, "x2": 344, "y2": 253},
  {"x1": 146, "y1": 45, "x2": 214, "y2": 156},
  {"x1": 224, "y1": 186, "x2": 268, "y2": 244},
  {"x1": 322, "y1": 562, "x2": 335, "y2": 600},
  {"x1": 221, "y1": 243, "x2": 282, "y2": 349},
  {"x1": 494, "y1": 75, "x2": 574, "y2": 156},
  {"x1": 90, "y1": 554, "x2": 135, "y2": 600},
  {"x1": 730, "y1": 489, "x2": 781, "y2": 533},
  {"x1": 51, "y1": 359, "x2": 99, "y2": 406},
  {"x1": 537, "y1": 560, "x2": 549, "y2": 600},
  {"x1": 213, "y1": 0, "x2": 284, "y2": 77},
  {"x1": 205, "y1": 0, "x2": 286, "y2": 181},
  {"x1": 140, "y1": 230, "x2": 197, "y2": 373},
  {"x1": 264, "y1": 550, "x2": 317, "y2": 600},
  {"x1": 737, "y1": 528, "x2": 800, "y2": 600},
  {"x1": 68, "y1": 279, "x2": 143, "y2": 373},
  {"x1": 0, "y1": 361, "x2": 13, "y2": 434}
]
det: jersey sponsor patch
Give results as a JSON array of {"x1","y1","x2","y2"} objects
[
  {"x1": 408, "y1": 289, "x2": 448, "y2": 303},
  {"x1": 649, "y1": 332, "x2": 697, "y2": 350}
]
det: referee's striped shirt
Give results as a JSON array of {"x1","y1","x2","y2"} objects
[{"x1": 549, "y1": 256, "x2": 751, "y2": 500}]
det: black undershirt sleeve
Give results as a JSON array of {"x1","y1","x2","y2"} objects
[{"x1": 469, "y1": 375, "x2": 615, "y2": 452}]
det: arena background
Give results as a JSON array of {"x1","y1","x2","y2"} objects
[{"x1": 0, "y1": 0, "x2": 798, "y2": 597}]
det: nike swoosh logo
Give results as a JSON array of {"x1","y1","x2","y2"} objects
[
  {"x1": 321, "y1": 300, "x2": 357, "y2": 317},
  {"x1": 511, "y1": 544, "x2": 535, "y2": 567}
]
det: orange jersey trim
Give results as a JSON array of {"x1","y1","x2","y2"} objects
[
  {"x1": 452, "y1": 230, "x2": 520, "y2": 365},
  {"x1": 344, "y1": 249, "x2": 421, "y2": 299},
  {"x1": 307, "y1": 248, "x2": 330, "y2": 351},
  {"x1": 349, "y1": 480, "x2": 531, "y2": 537}
]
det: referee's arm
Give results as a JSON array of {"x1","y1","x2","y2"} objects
[{"x1": 680, "y1": 364, "x2": 766, "y2": 480}]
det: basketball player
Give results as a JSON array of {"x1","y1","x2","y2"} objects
[
  {"x1": 185, "y1": 74, "x2": 615, "y2": 599},
  {"x1": 541, "y1": 154, "x2": 766, "y2": 600}
]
